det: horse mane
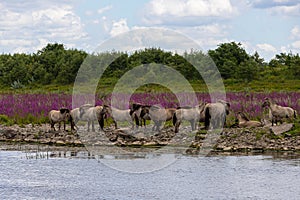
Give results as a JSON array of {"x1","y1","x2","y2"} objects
[
  {"x1": 60, "y1": 108, "x2": 70, "y2": 114},
  {"x1": 150, "y1": 105, "x2": 162, "y2": 110},
  {"x1": 131, "y1": 103, "x2": 143, "y2": 110},
  {"x1": 176, "y1": 106, "x2": 193, "y2": 109},
  {"x1": 129, "y1": 109, "x2": 135, "y2": 116},
  {"x1": 264, "y1": 97, "x2": 276, "y2": 104}
]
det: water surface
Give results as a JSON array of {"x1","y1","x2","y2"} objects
[{"x1": 0, "y1": 145, "x2": 299, "y2": 200}]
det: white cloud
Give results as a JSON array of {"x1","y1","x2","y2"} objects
[
  {"x1": 256, "y1": 43, "x2": 277, "y2": 52},
  {"x1": 109, "y1": 18, "x2": 130, "y2": 37},
  {"x1": 188, "y1": 24, "x2": 228, "y2": 37},
  {"x1": 291, "y1": 40, "x2": 300, "y2": 49},
  {"x1": 270, "y1": 3, "x2": 300, "y2": 15},
  {"x1": 280, "y1": 44, "x2": 300, "y2": 55},
  {"x1": 251, "y1": 0, "x2": 299, "y2": 8},
  {"x1": 173, "y1": 24, "x2": 230, "y2": 50},
  {"x1": 250, "y1": 0, "x2": 300, "y2": 16},
  {"x1": 98, "y1": 5, "x2": 113, "y2": 14},
  {"x1": 143, "y1": 0, "x2": 237, "y2": 25},
  {"x1": 0, "y1": 1, "x2": 87, "y2": 53},
  {"x1": 291, "y1": 25, "x2": 300, "y2": 39},
  {"x1": 85, "y1": 10, "x2": 94, "y2": 16}
]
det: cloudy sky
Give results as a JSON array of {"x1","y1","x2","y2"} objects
[{"x1": 1, "y1": 0, "x2": 300, "y2": 60}]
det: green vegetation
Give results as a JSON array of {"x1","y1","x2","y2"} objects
[
  {"x1": 284, "y1": 122, "x2": 300, "y2": 137},
  {"x1": 0, "y1": 42, "x2": 299, "y2": 93},
  {"x1": 0, "y1": 115, "x2": 14, "y2": 126}
]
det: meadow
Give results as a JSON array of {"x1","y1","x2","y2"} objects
[{"x1": 0, "y1": 91, "x2": 299, "y2": 126}]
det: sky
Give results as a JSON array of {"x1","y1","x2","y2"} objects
[{"x1": 1, "y1": 0, "x2": 300, "y2": 61}]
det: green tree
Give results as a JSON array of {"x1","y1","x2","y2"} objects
[{"x1": 208, "y1": 42, "x2": 263, "y2": 82}]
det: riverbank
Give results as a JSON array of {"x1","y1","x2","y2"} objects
[{"x1": 0, "y1": 124, "x2": 299, "y2": 153}]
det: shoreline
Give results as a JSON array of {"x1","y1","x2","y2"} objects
[{"x1": 0, "y1": 124, "x2": 299, "y2": 153}]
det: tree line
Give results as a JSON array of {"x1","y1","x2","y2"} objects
[{"x1": 0, "y1": 42, "x2": 299, "y2": 89}]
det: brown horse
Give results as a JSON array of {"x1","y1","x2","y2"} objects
[
  {"x1": 173, "y1": 103, "x2": 206, "y2": 133},
  {"x1": 236, "y1": 112, "x2": 263, "y2": 128},
  {"x1": 130, "y1": 103, "x2": 151, "y2": 128},
  {"x1": 48, "y1": 108, "x2": 71, "y2": 131},
  {"x1": 76, "y1": 104, "x2": 104, "y2": 132},
  {"x1": 262, "y1": 98, "x2": 297, "y2": 126},
  {"x1": 140, "y1": 105, "x2": 176, "y2": 131},
  {"x1": 101, "y1": 105, "x2": 135, "y2": 129}
]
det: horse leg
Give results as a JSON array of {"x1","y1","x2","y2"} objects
[
  {"x1": 98, "y1": 118, "x2": 104, "y2": 131},
  {"x1": 175, "y1": 120, "x2": 181, "y2": 133},
  {"x1": 129, "y1": 119, "x2": 134, "y2": 129},
  {"x1": 113, "y1": 119, "x2": 118, "y2": 129},
  {"x1": 223, "y1": 117, "x2": 227, "y2": 128},
  {"x1": 134, "y1": 115, "x2": 139, "y2": 129},
  {"x1": 154, "y1": 121, "x2": 159, "y2": 131},
  {"x1": 87, "y1": 121, "x2": 90, "y2": 132},
  {"x1": 51, "y1": 121, "x2": 56, "y2": 131},
  {"x1": 205, "y1": 108, "x2": 211, "y2": 130},
  {"x1": 58, "y1": 122, "x2": 61, "y2": 130},
  {"x1": 271, "y1": 116, "x2": 275, "y2": 126},
  {"x1": 190, "y1": 120, "x2": 195, "y2": 131},
  {"x1": 152, "y1": 121, "x2": 156, "y2": 131},
  {"x1": 157, "y1": 121, "x2": 162, "y2": 131},
  {"x1": 92, "y1": 121, "x2": 95, "y2": 132}
]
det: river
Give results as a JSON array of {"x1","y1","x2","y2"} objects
[{"x1": 0, "y1": 144, "x2": 299, "y2": 200}]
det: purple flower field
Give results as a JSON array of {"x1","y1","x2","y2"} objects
[{"x1": 0, "y1": 92, "x2": 299, "y2": 124}]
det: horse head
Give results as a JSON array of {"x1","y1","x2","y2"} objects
[
  {"x1": 262, "y1": 98, "x2": 271, "y2": 108},
  {"x1": 217, "y1": 100, "x2": 230, "y2": 115},
  {"x1": 140, "y1": 106, "x2": 150, "y2": 118},
  {"x1": 130, "y1": 103, "x2": 143, "y2": 115},
  {"x1": 59, "y1": 108, "x2": 70, "y2": 115},
  {"x1": 100, "y1": 105, "x2": 111, "y2": 116}
]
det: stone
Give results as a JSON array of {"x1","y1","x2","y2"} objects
[
  {"x1": 74, "y1": 140, "x2": 82, "y2": 145},
  {"x1": 56, "y1": 140, "x2": 65, "y2": 145},
  {"x1": 223, "y1": 147, "x2": 232, "y2": 151},
  {"x1": 270, "y1": 123, "x2": 294, "y2": 135},
  {"x1": 143, "y1": 141, "x2": 158, "y2": 146}
]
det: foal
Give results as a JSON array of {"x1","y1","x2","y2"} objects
[{"x1": 236, "y1": 112, "x2": 262, "y2": 128}]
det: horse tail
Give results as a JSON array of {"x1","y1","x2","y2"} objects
[
  {"x1": 79, "y1": 107, "x2": 84, "y2": 118},
  {"x1": 205, "y1": 107, "x2": 210, "y2": 130},
  {"x1": 294, "y1": 110, "x2": 297, "y2": 119},
  {"x1": 69, "y1": 115, "x2": 75, "y2": 130},
  {"x1": 98, "y1": 118, "x2": 104, "y2": 130},
  {"x1": 172, "y1": 112, "x2": 177, "y2": 126}
]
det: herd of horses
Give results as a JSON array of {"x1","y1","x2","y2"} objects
[{"x1": 48, "y1": 97, "x2": 298, "y2": 133}]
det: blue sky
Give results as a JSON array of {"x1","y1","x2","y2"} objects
[{"x1": 1, "y1": 0, "x2": 300, "y2": 61}]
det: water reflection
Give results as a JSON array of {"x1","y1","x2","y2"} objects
[{"x1": 1, "y1": 142, "x2": 300, "y2": 165}]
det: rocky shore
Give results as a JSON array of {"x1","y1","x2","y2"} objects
[{"x1": 0, "y1": 123, "x2": 299, "y2": 153}]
